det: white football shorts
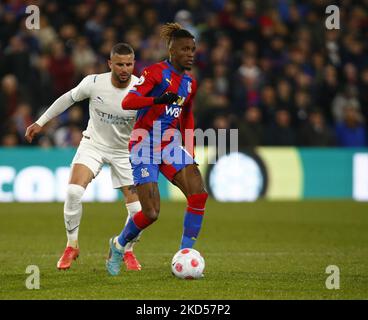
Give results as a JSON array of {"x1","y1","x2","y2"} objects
[{"x1": 71, "y1": 137, "x2": 134, "y2": 188}]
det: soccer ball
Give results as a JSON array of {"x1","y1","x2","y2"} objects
[{"x1": 171, "y1": 248, "x2": 205, "y2": 279}]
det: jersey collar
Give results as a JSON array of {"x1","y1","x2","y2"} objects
[
  {"x1": 165, "y1": 60, "x2": 185, "y2": 75},
  {"x1": 165, "y1": 60, "x2": 192, "y2": 81}
]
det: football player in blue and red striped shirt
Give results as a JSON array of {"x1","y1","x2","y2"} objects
[{"x1": 106, "y1": 23, "x2": 208, "y2": 276}]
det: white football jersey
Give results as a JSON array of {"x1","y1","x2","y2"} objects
[{"x1": 70, "y1": 72, "x2": 138, "y2": 151}]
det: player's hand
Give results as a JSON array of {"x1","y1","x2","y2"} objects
[
  {"x1": 25, "y1": 123, "x2": 42, "y2": 143},
  {"x1": 153, "y1": 92, "x2": 179, "y2": 105}
]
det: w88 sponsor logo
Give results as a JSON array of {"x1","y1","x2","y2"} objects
[{"x1": 165, "y1": 106, "x2": 182, "y2": 118}]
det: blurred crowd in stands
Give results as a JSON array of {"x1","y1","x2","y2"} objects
[{"x1": 1, "y1": 0, "x2": 368, "y2": 148}]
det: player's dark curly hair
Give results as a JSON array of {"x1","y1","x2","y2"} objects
[{"x1": 160, "y1": 22, "x2": 194, "y2": 47}]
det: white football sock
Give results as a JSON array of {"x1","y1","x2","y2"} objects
[
  {"x1": 64, "y1": 184, "x2": 85, "y2": 248},
  {"x1": 124, "y1": 201, "x2": 142, "y2": 252},
  {"x1": 114, "y1": 236, "x2": 124, "y2": 252}
]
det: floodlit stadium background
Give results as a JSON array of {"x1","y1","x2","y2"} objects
[{"x1": 1, "y1": 0, "x2": 368, "y2": 202}]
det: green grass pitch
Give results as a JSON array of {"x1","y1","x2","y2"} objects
[{"x1": 0, "y1": 200, "x2": 367, "y2": 300}]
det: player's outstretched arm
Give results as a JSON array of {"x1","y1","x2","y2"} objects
[
  {"x1": 25, "y1": 75, "x2": 93, "y2": 143},
  {"x1": 25, "y1": 123, "x2": 42, "y2": 143},
  {"x1": 24, "y1": 91, "x2": 75, "y2": 143}
]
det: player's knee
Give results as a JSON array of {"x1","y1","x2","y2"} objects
[
  {"x1": 143, "y1": 207, "x2": 159, "y2": 221},
  {"x1": 64, "y1": 184, "x2": 85, "y2": 212}
]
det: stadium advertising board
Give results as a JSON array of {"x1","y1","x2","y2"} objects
[{"x1": 0, "y1": 147, "x2": 367, "y2": 202}]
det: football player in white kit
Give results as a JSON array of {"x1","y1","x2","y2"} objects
[{"x1": 25, "y1": 43, "x2": 143, "y2": 271}]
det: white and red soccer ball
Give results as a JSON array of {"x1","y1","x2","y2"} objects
[{"x1": 171, "y1": 248, "x2": 205, "y2": 279}]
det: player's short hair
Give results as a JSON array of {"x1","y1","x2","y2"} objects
[
  {"x1": 160, "y1": 22, "x2": 194, "y2": 47},
  {"x1": 110, "y1": 43, "x2": 134, "y2": 58}
]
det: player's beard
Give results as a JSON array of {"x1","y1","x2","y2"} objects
[
  {"x1": 179, "y1": 63, "x2": 192, "y2": 71},
  {"x1": 114, "y1": 72, "x2": 130, "y2": 84}
]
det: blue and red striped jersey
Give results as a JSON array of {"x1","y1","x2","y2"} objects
[{"x1": 122, "y1": 60, "x2": 197, "y2": 155}]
